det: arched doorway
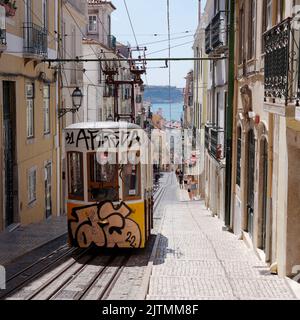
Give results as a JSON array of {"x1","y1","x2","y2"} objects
[{"x1": 247, "y1": 129, "x2": 255, "y2": 238}]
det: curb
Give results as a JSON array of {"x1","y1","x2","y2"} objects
[
  {"x1": 137, "y1": 175, "x2": 170, "y2": 300},
  {"x1": 0, "y1": 231, "x2": 67, "y2": 267}
]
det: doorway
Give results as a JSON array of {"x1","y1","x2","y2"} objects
[
  {"x1": 247, "y1": 129, "x2": 255, "y2": 238},
  {"x1": 3, "y1": 81, "x2": 17, "y2": 227},
  {"x1": 260, "y1": 138, "x2": 268, "y2": 251},
  {"x1": 45, "y1": 162, "x2": 52, "y2": 219}
]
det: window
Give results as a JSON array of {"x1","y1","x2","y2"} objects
[
  {"x1": 262, "y1": 0, "x2": 272, "y2": 53},
  {"x1": 88, "y1": 15, "x2": 97, "y2": 33},
  {"x1": 214, "y1": 0, "x2": 220, "y2": 15},
  {"x1": 0, "y1": 7, "x2": 6, "y2": 45},
  {"x1": 266, "y1": 0, "x2": 272, "y2": 30},
  {"x1": 26, "y1": 83, "x2": 34, "y2": 138},
  {"x1": 43, "y1": 85, "x2": 50, "y2": 134},
  {"x1": 42, "y1": 0, "x2": 48, "y2": 29},
  {"x1": 248, "y1": 0, "x2": 256, "y2": 60},
  {"x1": 87, "y1": 152, "x2": 118, "y2": 202},
  {"x1": 98, "y1": 62, "x2": 102, "y2": 84},
  {"x1": 25, "y1": 0, "x2": 32, "y2": 24},
  {"x1": 277, "y1": 0, "x2": 284, "y2": 23},
  {"x1": 28, "y1": 167, "x2": 37, "y2": 204},
  {"x1": 136, "y1": 94, "x2": 142, "y2": 104},
  {"x1": 61, "y1": 20, "x2": 66, "y2": 59},
  {"x1": 239, "y1": 5, "x2": 245, "y2": 65},
  {"x1": 70, "y1": 26, "x2": 77, "y2": 84},
  {"x1": 67, "y1": 152, "x2": 84, "y2": 200}
]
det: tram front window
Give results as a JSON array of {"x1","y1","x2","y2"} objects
[
  {"x1": 67, "y1": 152, "x2": 84, "y2": 201},
  {"x1": 88, "y1": 152, "x2": 118, "y2": 202}
]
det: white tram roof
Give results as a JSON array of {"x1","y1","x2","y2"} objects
[{"x1": 65, "y1": 121, "x2": 141, "y2": 130}]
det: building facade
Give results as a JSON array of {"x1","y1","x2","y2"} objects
[
  {"x1": 231, "y1": 0, "x2": 300, "y2": 277},
  {"x1": 204, "y1": 0, "x2": 228, "y2": 219},
  {"x1": 83, "y1": 0, "x2": 141, "y2": 124},
  {"x1": 0, "y1": 0, "x2": 58, "y2": 230},
  {"x1": 192, "y1": 2, "x2": 208, "y2": 198}
]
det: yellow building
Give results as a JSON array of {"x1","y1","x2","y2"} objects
[{"x1": 0, "y1": 0, "x2": 58, "y2": 231}]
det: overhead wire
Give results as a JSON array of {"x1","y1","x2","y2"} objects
[
  {"x1": 123, "y1": 0, "x2": 149, "y2": 86},
  {"x1": 167, "y1": 0, "x2": 172, "y2": 122}
]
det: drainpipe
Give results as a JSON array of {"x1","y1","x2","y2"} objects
[{"x1": 224, "y1": 0, "x2": 235, "y2": 228}]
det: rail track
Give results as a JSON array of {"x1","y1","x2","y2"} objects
[{"x1": 0, "y1": 175, "x2": 169, "y2": 301}]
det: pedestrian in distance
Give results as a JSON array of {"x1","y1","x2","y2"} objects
[{"x1": 179, "y1": 171, "x2": 184, "y2": 189}]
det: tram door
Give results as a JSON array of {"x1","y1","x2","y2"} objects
[
  {"x1": 3, "y1": 81, "x2": 17, "y2": 227},
  {"x1": 247, "y1": 130, "x2": 255, "y2": 238},
  {"x1": 45, "y1": 162, "x2": 52, "y2": 219}
]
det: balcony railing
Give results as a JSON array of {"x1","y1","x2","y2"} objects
[
  {"x1": 0, "y1": 28, "x2": 6, "y2": 46},
  {"x1": 205, "y1": 24, "x2": 212, "y2": 54},
  {"x1": 210, "y1": 127, "x2": 224, "y2": 161},
  {"x1": 205, "y1": 11, "x2": 228, "y2": 55},
  {"x1": 264, "y1": 17, "x2": 300, "y2": 104},
  {"x1": 107, "y1": 35, "x2": 116, "y2": 50},
  {"x1": 23, "y1": 22, "x2": 48, "y2": 57},
  {"x1": 205, "y1": 124, "x2": 224, "y2": 161}
]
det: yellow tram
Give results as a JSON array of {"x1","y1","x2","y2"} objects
[{"x1": 64, "y1": 122, "x2": 153, "y2": 249}]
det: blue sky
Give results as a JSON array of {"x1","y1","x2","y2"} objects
[{"x1": 112, "y1": 0, "x2": 202, "y2": 88}]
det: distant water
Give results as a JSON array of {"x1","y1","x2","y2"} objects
[{"x1": 151, "y1": 102, "x2": 183, "y2": 121}]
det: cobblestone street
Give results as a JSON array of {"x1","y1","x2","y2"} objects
[{"x1": 146, "y1": 174, "x2": 299, "y2": 300}]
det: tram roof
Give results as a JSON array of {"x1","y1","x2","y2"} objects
[{"x1": 65, "y1": 121, "x2": 141, "y2": 130}]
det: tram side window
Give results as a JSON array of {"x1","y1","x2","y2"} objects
[
  {"x1": 123, "y1": 163, "x2": 141, "y2": 200},
  {"x1": 68, "y1": 152, "x2": 84, "y2": 200}
]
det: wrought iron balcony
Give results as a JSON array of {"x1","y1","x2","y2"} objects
[
  {"x1": 205, "y1": 124, "x2": 211, "y2": 150},
  {"x1": 205, "y1": 124, "x2": 224, "y2": 161},
  {"x1": 211, "y1": 11, "x2": 227, "y2": 49},
  {"x1": 210, "y1": 127, "x2": 225, "y2": 161},
  {"x1": 23, "y1": 22, "x2": 48, "y2": 57},
  {"x1": 205, "y1": 23, "x2": 212, "y2": 54},
  {"x1": 107, "y1": 35, "x2": 116, "y2": 50},
  {"x1": 205, "y1": 11, "x2": 228, "y2": 55},
  {"x1": 0, "y1": 27, "x2": 6, "y2": 46},
  {"x1": 264, "y1": 17, "x2": 300, "y2": 104}
]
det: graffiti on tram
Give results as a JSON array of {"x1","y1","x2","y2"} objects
[
  {"x1": 65, "y1": 129, "x2": 143, "y2": 151},
  {"x1": 68, "y1": 201, "x2": 142, "y2": 248}
]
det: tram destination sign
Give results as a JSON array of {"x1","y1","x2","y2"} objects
[{"x1": 65, "y1": 128, "x2": 144, "y2": 152}]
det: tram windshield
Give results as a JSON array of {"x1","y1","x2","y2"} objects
[{"x1": 87, "y1": 152, "x2": 118, "y2": 202}]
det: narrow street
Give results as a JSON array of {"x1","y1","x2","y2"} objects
[
  {"x1": 146, "y1": 173, "x2": 298, "y2": 300},
  {"x1": 1, "y1": 0, "x2": 300, "y2": 310}
]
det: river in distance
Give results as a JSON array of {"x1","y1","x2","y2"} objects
[{"x1": 151, "y1": 102, "x2": 183, "y2": 122}]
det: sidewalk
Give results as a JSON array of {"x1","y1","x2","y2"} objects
[
  {"x1": 0, "y1": 215, "x2": 67, "y2": 266},
  {"x1": 147, "y1": 187, "x2": 300, "y2": 300}
]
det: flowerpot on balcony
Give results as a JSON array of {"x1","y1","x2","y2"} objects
[{"x1": 0, "y1": 2, "x2": 16, "y2": 17}]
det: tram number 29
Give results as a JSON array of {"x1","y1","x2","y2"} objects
[{"x1": 126, "y1": 232, "x2": 137, "y2": 248}]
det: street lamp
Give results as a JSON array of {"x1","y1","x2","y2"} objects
[
  {"x1": 59, "y1": 87, "x2": 83, "y2": 118},
  {"x1": 72, "y1": 87, "x2": 83, "y2": 110}
]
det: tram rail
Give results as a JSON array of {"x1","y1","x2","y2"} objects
[{"x1": 0, "y1": 174, "x2": 169, "y2": 301}]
